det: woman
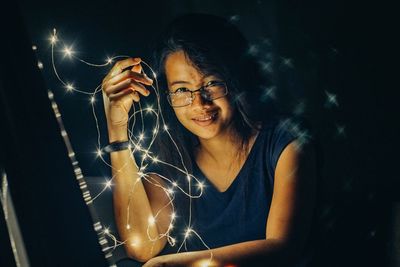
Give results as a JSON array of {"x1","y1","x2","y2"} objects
[{"x1": 101, "y1": 14, "x2": 316, "y2": 267}]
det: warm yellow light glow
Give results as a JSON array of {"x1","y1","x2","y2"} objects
[
  {"x1": 129, "y1": 236, "x2": 140, "y2": 247},
  {"x1": 148, "y1": 216, "x2": 156, "y2": 226},
  {"x1": 197, "y1": 182, "x2": 204, "y2": 190},
  {"x1": 185, "y1": 228, "x2": 192, "y2": 238},
  {"x1": 63, "y1": 46, "x2": 74, "y2": 57},
  {"x1": 146, "y1": 105, "x2": 153, "y2": 113},
  {"x1": 50, "y1": 34, "x2": 58, "y2": 44},
  {"x1": 167, "y1": 188, "x2": 174, "y2": 195},
  {"x1": 195, "y1": 259, "x2": 220, "y2": 267}
]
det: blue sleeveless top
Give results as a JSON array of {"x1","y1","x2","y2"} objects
[
  {"x1": 184, "y1": 117, "x2": 297, "y2": 250},
  {"x1": 159, "y1": 117, "x2": 314, "y2": 262}
]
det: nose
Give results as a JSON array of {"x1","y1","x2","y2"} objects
[{"x1": 191, "y1": 91, "x2": 212, "y2": 107}]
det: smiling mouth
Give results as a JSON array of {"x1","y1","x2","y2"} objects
[{"x1": 192, "y1": 111, "x2": 218, "y2": 122}]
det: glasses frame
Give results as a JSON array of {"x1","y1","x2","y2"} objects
[{"x1": 166, "y1": 81, "x2": 228, "y2": 108}]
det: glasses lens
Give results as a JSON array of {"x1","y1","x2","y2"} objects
[
  {"x1": 167, "y1": 83, "x2": 228, "y2": 107},
  {"x1": 169, "y1": 91, "x2": 192, "y2": 107},
  {"x1": 205, "y1": 83, "x2": 227, "y2": 100}
]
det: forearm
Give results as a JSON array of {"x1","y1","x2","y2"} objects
[
  {"x1": 109, "y1": 127, "x2": 166, "y2": 261},
  {"x1": 148, "y1": 239, "x2": 297, "y2": 267}
]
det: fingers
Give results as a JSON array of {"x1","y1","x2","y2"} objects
[
  {"x1": 110, "y1": 57, "x2": 141, "y2": 77},
  {"x1": 105, "y1": 78, "x2": 150, "y2": 98},
  {"x1": 102, "y1": 57, "x2": 153, "y2": 105},
  {"x1": 109, "y1": 89, "x2": 140, "y2": 102},
  {"x1": 131, "y1": 63, "x2": 142, "y2": 73},
  {"x1": 105, "y1": 69, "x2": 153, "y2": 89}
]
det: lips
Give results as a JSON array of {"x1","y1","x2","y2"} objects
[{"x1": 192, "y1": 111, "x2": 218, "y2": 126}]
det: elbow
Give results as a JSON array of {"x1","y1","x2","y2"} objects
[{"x1": 124, "y1": 236, "x2": 165, "y2": 262}]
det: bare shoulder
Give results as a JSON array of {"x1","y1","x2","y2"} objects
[{"x1": 266, "y1": 140, "x2": 316, "y2": 246}]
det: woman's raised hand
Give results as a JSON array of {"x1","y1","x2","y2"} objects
[{"x1": 102, "y1": 58, "x2": 153, "y2": 140}]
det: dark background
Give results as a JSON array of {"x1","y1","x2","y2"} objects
[{"x1": 2, "y1": 0, "x2": 398, "y2": 266}]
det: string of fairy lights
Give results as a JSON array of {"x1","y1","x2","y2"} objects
[
  {"x1": 36, "y1": 26, "x2": 345, "y2": 266},
  {"x1": 45, "y1": 28, "x2": 214, "y2": 265}
]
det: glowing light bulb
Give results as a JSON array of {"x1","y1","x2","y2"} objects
[
  {"x1": 105, "y1": 180, "x2": 112, "y2": 188},
  {"x1": 146, "y1": 105, "x2": 153, "y2": 113},
  {"x1": 148, "y1": 216, "x2": 156, "y2": 226},
  {"x1": 65, "y1": 83, "x2": 75, "y2": 92},
  {"x1": 139, "y1": 133, "x2": 144, "y2": 140},
  {"x1": 172, "y1": 181, "x2": 178, "y2": 187},
  {"x1": 37, "y1": 61, "x2": 44, "y2": 69},
  {"x1": 185, "y1": 228, "x2": 192, "y2": 238},
  {"x1": 152, "y1": 157, "x2": 159, "y2": 163},
  {"x1": 106, "y1": 57, "x2": 113, "y2": 64},
  {"x1": 104, "y1": 228, "x2": 110, "y2": 234},
  {"x1": 126, "y1": 224, "x2": 131, "y2": 230},
  {"x1": 90, "y1": 96, "x2": 95, "y2": 103},
  {"x1": 186, "y1": 175, "x2": 191, "y2": 182},
  {"x1": 167, "y1": 188, "x2": 174, "y2": 196},
  {"x1": 197, "y1": 182, "x2": 204, "y2": 190},
  {"x1": 63, "y1": 46, "x2": 74, "y2": 58},
  {"x1": 153, "y1": 128, "x2": 157, "y2": 135},
  {"x1": 163, "y1": 125, "x2": 168, "y2": 131},
  {"x1": 130, "y1": 236, "x2": 140, "y2": 247},
  {"x1": 49, "y1": 32, "x2": 58, "y2": 44},
  {"x1": 96, "y1": 149, "x2": 103, "y2": 157},
  {"x1": 198, "y1": 260, "x2": 213, "y2": 267},
  {"x1": 171, "y1": 212, "x2": 176, "y2": 220},
  {"x1": 134, "y1": 144, "x2": 142, "y2": 150}
]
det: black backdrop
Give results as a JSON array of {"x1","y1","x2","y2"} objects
[{"x1": 1, "y1": 0, "x2": 398, "y2": 266}]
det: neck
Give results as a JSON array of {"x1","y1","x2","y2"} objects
[{"x1": 196, "y1": 125, "x2": 243, "y2": 164}]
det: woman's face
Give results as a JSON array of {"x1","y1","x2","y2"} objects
[{"x1": 164, "y1": 50, "x2": 234, "y2": 141}]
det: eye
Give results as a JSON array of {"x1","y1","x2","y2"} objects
[
  {"x1": 205, "y1": 80, "x2": 223, "y2": 87},
  {"x1": 173, "y1": 87, "x2": 190, "y2": 93}
]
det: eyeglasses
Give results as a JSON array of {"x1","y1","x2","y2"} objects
[{"x1": 167, "y1": 81, "x2": 228, "y2": 107}]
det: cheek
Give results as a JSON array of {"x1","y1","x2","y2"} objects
[
  {"x1": 217, "y1": 99, "x2": 234, "y2": 119},
  {"x1": 172, "y1": 108, "x2": 189, "y2": 125}
]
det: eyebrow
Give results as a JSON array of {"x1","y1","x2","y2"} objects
[{"x1": 169, "y1": 80, "x2": 191, "y2": 87}]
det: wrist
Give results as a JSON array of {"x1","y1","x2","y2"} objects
[
  {"x1": 103, "y1": 140, "x2": 131, "y2": 153},
  {"x1": 107, "y1": 125, "x2": 128, "y2": 142}
]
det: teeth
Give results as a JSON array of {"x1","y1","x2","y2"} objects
[
  {"x1": 197, "y1": 116, "x2": 211, "y2": 121},
  {"x1": 194, "y1": 112, "x2": 216, "y2": 121}
]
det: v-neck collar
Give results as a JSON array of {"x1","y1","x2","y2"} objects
[{"x1": 193, "y1": 129, "x2": 263, "y2": 194}]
